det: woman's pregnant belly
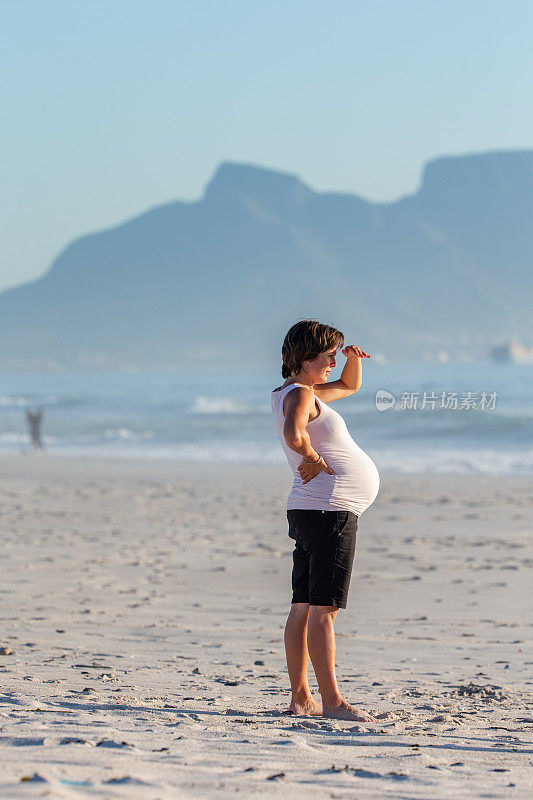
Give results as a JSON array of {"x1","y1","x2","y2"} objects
[{"x1": 288, "y1": 440, "x2": 380, "y2": 517}]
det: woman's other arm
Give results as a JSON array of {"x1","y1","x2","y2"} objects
[
  {"x1": 283, "y1": 388, "x2": 318, "y2": 459},
  {"x1": 283, "y1": 388, "x2": 335, "y2": 483}
]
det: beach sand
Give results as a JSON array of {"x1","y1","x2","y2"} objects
[{"x1": 0, "y1": 453, "x2": 531, "y2": 798}]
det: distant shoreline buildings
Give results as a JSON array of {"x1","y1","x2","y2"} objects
[{"x1": 490, "y1": 340, "x2": 533, "y2": 364}]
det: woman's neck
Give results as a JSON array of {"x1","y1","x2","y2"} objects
[{"x1": 283, "y1": 376, "x2": 314, "y2": 388}]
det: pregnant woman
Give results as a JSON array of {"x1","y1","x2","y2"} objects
[{"x1": 271, "y1": 319, "x2": 380, "y2": 721}]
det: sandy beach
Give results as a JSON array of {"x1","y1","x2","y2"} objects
[{"x1": 0, "y1": 453, "x2": 531, "y2": 798}]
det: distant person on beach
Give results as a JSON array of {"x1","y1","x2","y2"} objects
[
  {"x1": 26, "y1": 407, "x2": 44, "y2": 451},
  {"x1": 271, "y1": 320, "x2": 381, "y2": 721}
]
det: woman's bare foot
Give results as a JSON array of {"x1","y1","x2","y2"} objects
[
  {"x1": 289, "y1": 696, "x2": 323, "y2": 716},
  {"x1": 322, "y1": 700, "x2": 377, "y2": 722}
]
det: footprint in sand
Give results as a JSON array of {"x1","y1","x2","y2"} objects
[
  {"x1": 59, "y1": 737, "x2": 89, "y2": 745},
  {"x1": 95, "y1": 739, "x2": 134, "y2": 749}
]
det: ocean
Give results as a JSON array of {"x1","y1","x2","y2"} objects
[{"x1": 1, "y1": 360, "x2": 531, "y2": 475}]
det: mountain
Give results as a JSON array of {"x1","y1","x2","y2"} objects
[{"x1": 1, "y1": 151, "x2": 532, "y2": 369}]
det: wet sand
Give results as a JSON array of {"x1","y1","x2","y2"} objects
[{"x1": 0, "y1": 453, "x2": 531, "y2": 798}]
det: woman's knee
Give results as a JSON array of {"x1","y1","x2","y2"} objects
[
  {"x1": 309, "y1": 604, "x2": 339, "y2": 620},
  {"x1": 287, "y1": 602, "x2": 310, "y2": 621}
]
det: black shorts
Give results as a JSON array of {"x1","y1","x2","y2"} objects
[{"x1": 287, "y1": 509, "x2": 359, "y2": 610}]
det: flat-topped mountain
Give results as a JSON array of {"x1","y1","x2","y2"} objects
[{"x1": 1, "y1": 151, "x2": 532, "y2": 369}]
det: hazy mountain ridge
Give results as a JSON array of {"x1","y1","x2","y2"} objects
[{"x1": 1, "y1": 151, "x2": 531, "y2": 369}]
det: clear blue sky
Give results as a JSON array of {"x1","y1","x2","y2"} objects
[{"x1": 2, "y1": 0, "x2": 532, "y2": 292}]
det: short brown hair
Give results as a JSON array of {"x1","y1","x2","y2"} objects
[{"x1": 281, "y1": 320, "x2": 344, "y2": 378}]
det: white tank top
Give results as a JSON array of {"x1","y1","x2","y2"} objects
[{"x1": 271, "y1": 383, "x2": 380, "y2": 517}]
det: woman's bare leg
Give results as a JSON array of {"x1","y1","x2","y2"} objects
[
  {"x1": 283, "y1": 603, "x2": 322, "y2": 715},
  {"x1": 307, "y1": 605, "x2": 376, "y2": 722}
]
